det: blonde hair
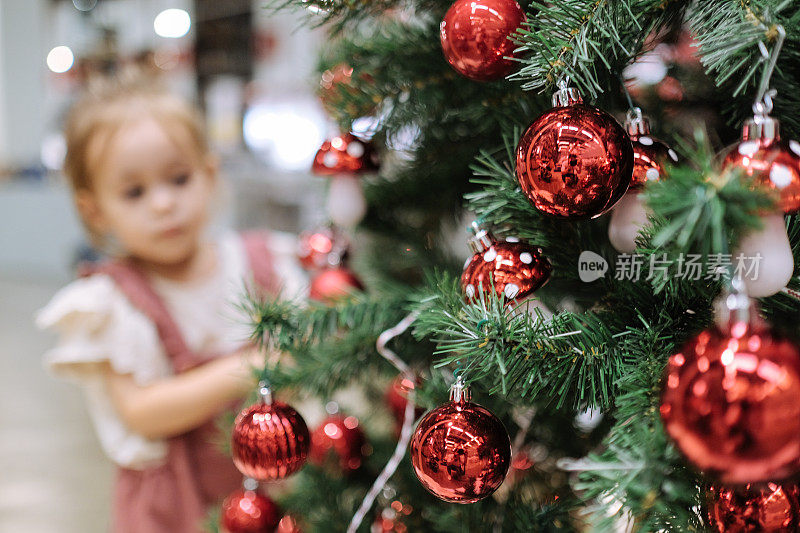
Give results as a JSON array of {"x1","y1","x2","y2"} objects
[{"x1": 62, "y1": 70, "x2": 210, "y2": 244}]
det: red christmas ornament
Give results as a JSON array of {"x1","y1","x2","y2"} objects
[
  {"x1": 516, "y1": 87, "x2": 634, "y2": 218},
  {"x1": 625, "y1": 108, "x2": 678, "y2": 189},
  {"x1": 312, "y1": 133, "x2": 379, "y2": 176},
  {"x1": 297, "y1": 226, "x2": 349, "y2": 271},
  {"x1": 385, "y1": 375, "x2": 424, "y2": 426},
  {"x1": 276, "y1": 515, "x2": 303, "y2": 533},
  {"x1": 460, "y1": 223, "x2": 551, "y2": 303},
  {"x1": 309, "y1": 267, "x2": 365, "y2": 302},
  {"x1": 221, "y1": 482, "x2": 281, "y2": 533},
  {"x1": 722, "y1": 113, "x2": 800, "y2": 214},
  {"x1": 660, "y1": 311, "x2": 800, "y2": 484},
  {"x1": 439, "y1": 0, "x2": 525, "y2": 81},
  {"x1": 410, "y1": 379, "x2": 511, "y2": 503},
  {"x1": 232, "y1": 384, "x2": 310, "y2": 481},
  {"x1": 309, "y1": 414, "x2": 367, "y2": 472},
  {"x1": 706, "y1": 482, "x2": 800, "y2": 533}
]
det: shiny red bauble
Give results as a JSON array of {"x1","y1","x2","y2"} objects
[
  {"x1": 309, "y1": 267, "x2": 365, "y2": 302},
  {"x1": 706, "y1": 483, "x2": 800, "y2": 533},
  {"x1": 625, "y1": 112, "x2": 678, "y2": 190},
  {"x1": 439, "y1": 0, "x2": 525, "y2": 81},
  {"x1": 232, "y1": 401, "x2": 310, "y2": 481},
  {"x1": 722, "y1": 133, "x2": 800, "y2": 214},
  {"x1": 312, "y1": 133, "x2": 379, "y2": 176},
  {"x1": 660, "y1": 321, "x2": 800, "y2": 484},
  {"x1": 221, "y1": 489, "x2": 281, "y2": 533},
  {"x1": 297, "y1": 226, "x2": 349, "y2": 271},
  {"x1": 410, "y1": 388, "x2": 511, "y2": 503},
  {"x1": 461, "y1": 237, "x2": 551, "y2": 303},
  {"x1": 309, "y1": 414, "x2": 367, "y2": 472},
  {"x1": 516, "y1": 89, "x2": 633, "y2": 218}
]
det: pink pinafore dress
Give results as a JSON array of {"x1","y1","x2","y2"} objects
[{"x1": 85, "y1": 233, "x2": 278, "y2": 533}]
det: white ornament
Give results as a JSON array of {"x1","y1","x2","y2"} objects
[
  {"x1": 327, "y1": 175, "x2": 367, "y2": 228},
  {"x1": 608, "y1": 192, "x2": 649, "y2": 253},
  {"x1": 734, "y1": 213, "x2": 794, "y2": 298}
]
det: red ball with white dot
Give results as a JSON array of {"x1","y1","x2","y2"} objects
[
  {"x1": 461, "y1": 233, "x2": 551, "y2": 303},
  {"x1": 231, "y1": 400, "x2": 310, "y2": 481},
  {"x1": 439, "y1": 0, "x2": 526, "y2": 81},
  {"x1": 659, "y1": 318, "x2": 800, "y2": 484},
  {"x1": 297, "y1": 226, "x2": 349, "y2": 271},
  {"x1": 309, "y1": 267, "x2": 365, "y2": 302},
  {"x1": 309, "y1": 414, "x2": 367, "y2": 472},
  {"x1": 312, "y1": 133, "x2": 378, "y2": 176},
  {"x1": 221, "y1": 486, "x2": 281, "y2": 533},
  {"x1": 626, "y1": 112, "x2": 677, "y2": 189}
]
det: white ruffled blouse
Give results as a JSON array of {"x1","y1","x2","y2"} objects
[{"x1": 36, "y1": 231, "x2": 306, "y2": 469}]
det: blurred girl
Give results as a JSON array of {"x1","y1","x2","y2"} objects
[{"x1": 36, "y1": 75, "x2": 304, "y2": 532}]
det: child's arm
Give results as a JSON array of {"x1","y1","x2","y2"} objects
[{"x1": 104, "y1": 347, "x2": 263, "y2": 440}]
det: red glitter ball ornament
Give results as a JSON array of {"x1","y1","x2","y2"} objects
[
  {"x1": 309, "y1": 414, "x2": 367, "y2": 472},
  {"x1": 625, "y1": 108, "x2": 678, "y2": 190},
  {"x1": 706, "y1": 482, "x2": 800, "y2": 533},
  {"x1": 410, "y1": 380, "x2": 511, "y2": 503},
  {"x1": 722, "y1": 114, "x2": 800, "y2": 214},
  {"x1": 221, "y1": 484, "x2": 281, "y2": 533},
  {"x1": 309, "y1": 267, "x2": 364, "y2": 302},
  {"x1": 516, "y1": 87, "x2": 633, "y2": 218},
  {"x1": 232, "y1": 386, "x2": 310, "y2": 481},
  {"x1": 659, "y1": 314, "x2": 800, "y2": 484},
  {"x1": 439, "y1": 0, "x2": 526, "y2": 81},
  {"x1": 312, "y1": 133, "x2": 379, "y2": 176},
  {"x1": 297, "y1": 226, "x2": 349, "y2": 271},
  {"x1": 460, "y1": 223, "x2": 551, "y2": 303}
]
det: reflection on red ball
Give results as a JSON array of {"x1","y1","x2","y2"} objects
[
  {"x1": 232, "y1": 402, "x2": 310, "y2": 481},
  {"x1": 440, "y1": 0, "x2": 525, "y2": 81},
  {"x1": 309, "y1": 267, "x2": 365, "y2": 302},
  {"x1": 309, "y1": 415, "x2": 367, "y2": 472},
  {"x1": 660, "y1": 322, "x2": 800, "y2": 484},
  {"x1": 221, "y1": 489, "x2": 281, "y2": 533},
  {"x1": 410, "y1": 398, "x2": 511, "y2": 503},
  {"x1": 516, "y1": 102, "x2": 633, "y2": 218},
  {"x1": 706, "y1": 483, "x2": 800, "y2": 532}
]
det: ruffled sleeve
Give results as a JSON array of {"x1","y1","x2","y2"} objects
[
  {"x1": 35, "y1": 274, "x2": 171, "y2": 468},
  {"x1": 36, "y1": 274, "x2": 171, "y2": 386}
]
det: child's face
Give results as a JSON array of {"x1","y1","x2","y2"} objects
[{"x1": 80, "y1": 117, "x2": 216, "y2": 266}]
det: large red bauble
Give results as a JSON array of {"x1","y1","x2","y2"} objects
[
  {"x1": 439, "y1": 0, "x2": 525, "y2": 81},
  {"x1": 516, "y1": 95, "x2": 633, "y2": 218},
  {"x1": 659, "y1": 322, "x2": 800, "y2": 484},
  {"x1": 309, "y1": 267, "x2": 365, "y2": 302},
  {"x1": 460, "y1": 238, "x2": 551, "y2": 303},
  {"x1": 221, "y1": 489, "x2": 281, "y2": 533},
  {"x1": 309, "y1": 414, "x2": 367, "y2": 472},
  {"x1": 410, "y1": 395, "x2": 511, "y2": 503},
  {"x1": 232, "y1": 401, "x2": 310, "y2": 481},
  {"x1": 706, "y1": 483, "x2": 800, "y2": 532},
  {"x1": 722, "y1": 137, "x2": 800, "y2": 213}
]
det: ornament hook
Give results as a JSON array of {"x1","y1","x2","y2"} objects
[
  {"x1": 753, "y1": 24, "x2": 785, "y2": 116},
  {"x1": 258, "y1": 380, "x2": 273, "y2": 405}
]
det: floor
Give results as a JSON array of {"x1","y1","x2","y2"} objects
[{"x1": 0, "y1": 277, "x2": 112, "y2": 533}]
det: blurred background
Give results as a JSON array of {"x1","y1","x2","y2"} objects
[{"x1": 0, "y1": 1, "x2": 327, "y2": 531}]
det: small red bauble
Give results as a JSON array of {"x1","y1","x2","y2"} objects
[
  {"x1": 309, "y1": 267, "x2": 365, "y2": 302},
  {"x1": 659, "y1": 319, "x2": 800, "y2": 484},
  {"x1": 706, "y1": 483, "x2": 800, "y2": 533},
  {"x1": 309, "y1": 414, "x2": 367, "y2": 472},
  {"x1": 461, "y1": 230, "x2": 551, "y2": 303},
  {"x1": 625, "y1": 109, "x2": 678, "y2": 190},
  {"x1": 297, "y1": 226, "x2": 349, "y2": 271},
  {"x1": 221, "y1": 487, "x2": 281, "y2": 533},
  {"x1": 722, "y1": 115, "x2": 800, "y2": 214},
  {"x1": 312, "y1": 133, "x2": 379, "y2": 176},
  {"x1": 410, "y1": 381, "x2": 511, "y2": 503},
  {"x1": 439, "y1": 0, "x2": 525, "y2": 81},
  {"x1": 516, "y1": 88, "x2": 633, "y2": 218},
  {"x1": 232, "y1": 392, "x2": 310, "y2": 481},
  {"x1": 385, "y1": 375, "x2": 424, "y2": 425}
]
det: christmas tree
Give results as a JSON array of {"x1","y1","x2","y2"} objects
[{"x1": 223, "y1": 1, "x2": 800, "y2": 531}]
